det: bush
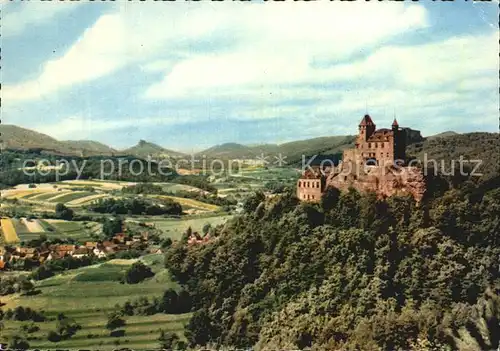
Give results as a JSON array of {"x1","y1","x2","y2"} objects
[
  {"x1": 106, "y1": 312, "x2": 126, "y2": 331},
  {"x1": 21, "y1": 322, "x2": 39, "y2": 334},
  {"x1": 47, "y1": 330, "x2": 61, "y2": 342},
  {"x1": 110, "y1": 329, "x2": 126, "y2": 337},
  {"x1": 55, "y1": 203, "x2": 73, "y2": 221},
  {"x1": 9, "y1": 335, "x2": 29, "y2": 350},
  {"x1": 123, "y1": 262, "x2": 154, "y2": 284}
]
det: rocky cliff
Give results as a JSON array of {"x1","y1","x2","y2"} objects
[{"x1": 326, "y1": 163, "x2": 426, "y2": 202}]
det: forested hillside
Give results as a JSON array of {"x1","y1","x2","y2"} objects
[
  {"x1": 407, "y1": 132, "x2": 499, "y2": 186},
  {"x1": 166, "y1": 181, "x2": 500, "y2": 350}
]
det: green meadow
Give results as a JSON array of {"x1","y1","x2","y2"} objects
[
  {"x1": 149, "y1": 214, "x2": 233, "y2": 240},
  {"x1": 1, "y1": 257, "x2": 189, "y2": 350}
]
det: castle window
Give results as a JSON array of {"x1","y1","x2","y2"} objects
[
  {"x1": 312, "y1": 195, "x2": 315, "y2": 200},
  {"x1": 381, "y1": 143, "x2": 384, "y2": 148},
  {"x1": 298, "y1": 181, "x2": 301, "y2": 187},
  {"x1": 387, "y1": 153, "x2": 389, "y2": 157},
  {"x1": 368, "y1": 143, "x2": 371, "y2": 148},
  {"x1": 375, "y1": 143, "x2": 378, "y2": 148}
]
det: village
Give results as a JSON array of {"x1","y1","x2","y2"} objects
[{"x1": 0, "y1": 222, "x2": 214, "y2": 271}]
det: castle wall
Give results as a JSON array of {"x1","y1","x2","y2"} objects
[{"x1": 297, "y1": 178, "x2": 323, "y2": 202}]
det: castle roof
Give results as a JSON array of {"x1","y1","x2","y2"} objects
[
  {"x1": 392, "y1": 118, "x2": 399, "y2": 127},
  {"x1": 359, "y1": 114, "x2": 375, "y2": 126},
  {"x1": 367, "y1": 129, "x2": 393, "y2": 141}
]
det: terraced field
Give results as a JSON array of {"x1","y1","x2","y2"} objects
[
  {"x1": 21, "y1": 217, "x2": 45, "y2": 232},
  {"x1": 1, "y1": 259, "x2": 188, "y2": 350},
  {"x1": 2, "y1": 189, "x2": 45, "y2": 199},
  {"x1": 19, "y1": 192, "x2": 53, "y2": 200},
  {"x1": 47, "y1": 191, "x2": 96, "y2": 203},
  {"x1": 29, "y1": 191, "x2": 70, "y2": 201},
  {"x1": 58, "y1": 180, "x2": 134, "y2": 190},
  {"x1": 16, "y1": 220, "x2": 100, "y2": 242},
  {"x1": 66, "y1": 193, "x2": 109, "y2": 205},
  {"x1": 1, "y1": 218, "x2": 20, "y2": 243},
  {"x1": 153, "y1": 182, "x2": 204, "y2": 194},
  {"x1": 151, "y1": 195, "x2": 220, "y2": 212}
]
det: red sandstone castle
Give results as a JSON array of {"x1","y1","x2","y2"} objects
[
  {"x1": 297, "y1": 115, "x2": 426, "y2": 202},
  {"x1": 343, "y1": 114, "x2": 405, "y2": 166}
]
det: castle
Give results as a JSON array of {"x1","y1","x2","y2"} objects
[{"x1": 297, "y1": 115, "x2": 426, "y2": 202}]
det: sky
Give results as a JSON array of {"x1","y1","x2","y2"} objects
[{"x1": 2, "y1": 1, "x2": 498, "y2": 152}]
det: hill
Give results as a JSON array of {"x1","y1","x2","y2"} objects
[
  {"x1": 426, "y1": 131, "x2": 459, "y2": 140},
  {"x1": 166, "y1": 183, "x2": 500, "y2": 350},
  {"x1": 0, "y1": 125, "x2": 117, "y2": 156},
  {"x1": 197, "y1": 136, "x2": 356, "y2": 162},
  {"x1": 61, "y1": 140, "x2": 118, "y2": 155},
  {"x1": 0, "y1": 124, "x2": 72, "y2": 155},
  {"x1": 122, "y1": 140, "x2": 185, "y2": 158},
  {"x1": 407, "y1": 132, "x2": 499, "y2": 186}
]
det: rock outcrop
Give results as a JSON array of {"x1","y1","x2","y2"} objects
[{"x1": 326, "y1": 163, "x2": 426, "y2": 202}]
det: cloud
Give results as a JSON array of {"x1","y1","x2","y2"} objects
[
  {"x1": 4, "y1": 1, "x2": 498, "y2": 148},
  {"x1": 4, "y1": 2, "x2": 428, "y2": 102},
  {"x1": 3, "y1": 2, "x2": 85, "y2": 37}
]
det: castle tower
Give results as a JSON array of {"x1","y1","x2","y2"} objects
[
  {"x1": 392, "y1": 118, "x2": 399, "y2": 130},
  {"x1": 358, "y1": 114, "x2": 376, "y2": 141},
  {"x1": 392, "y1": 118, "x2": 405, "y2": 162}
]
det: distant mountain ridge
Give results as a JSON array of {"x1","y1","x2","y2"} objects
[
  {"x1": 122, "y1": 140, "x2": 186, "y2": 158},
  {"x1": 0, "y1": 124, "x2": 476, "y2": 163},
  {"x1": 61, "y1": 140, "x2": 118, "y2": 155}
]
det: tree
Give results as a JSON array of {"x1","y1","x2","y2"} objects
[
  {"x1": 9, "y1": 335, "x2": 29, "y2": 350},
  {"x1": 158, "y1": 330, "x2": 180, "y2": 349},
  {"x1": 123, "y1": 262, "x2": 155, "y2": 284},
  {"x1": 243, "y1": 191, "x2": 265, "y2": 214},
  {"x1": 321, "y1": 186, "x2": 340, "y2": 212},
  {"x1": 161, "y1": 288, "x2": 179, "y2": 314},
  {"x1": 161, "y1": 237, "x2": 173, "y2": 249},
  {"x1": 19, "y1": 279, "x2": 35, "y2": 295},
  {"x1": 202, "y1": 223, "x2": 212, "y2": 235},
  {"x1": 102, "y1": 217, "x2": 123, "y2": 238},
  {"x1": 106, "y1": 312, "x2": 126, "y2": 335},
  {"x1": 47, "y1": 330, "x2": 61, "y2": 342},
  {"x1": 55, "y1": 203, "x2": 74, "y2": 220},
  {"x1": 185, "y1": 308, "x2": 215, "y2": 347},
  {"x1": 56, "y1": 313, "x2": 81, "y2": 339}
]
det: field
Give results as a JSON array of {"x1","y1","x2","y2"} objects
[
  {"x1": 1, "y1": 218, "x2": 20, "y2": 243},
  {"x1": 57, "y1": 180, "x2": 135, "y2": 190},
  {"x1": 151, "y1": 195, "x2": 220, "y2": 212},
  {"x1": 66, "y1": 193, "x2": 109, "y2": 205},
  {"x1": 14, "y1": 219, "x2": 100, "y2": 242},
  {"x1": 29, "y1": 191, "x2": 70, "y2": 201},
  {"x1": 153, "y1": 182, "x2": 204, "y2": 194},
  {"x1": 149, "y1": 214, "x2": 233, "y2": 240},
  {"x1": 1, "y1": 258, "x2": 189, "y2": 350},
  {"x1": 47, "y1": 191, "x2": 96, "y2": 203},
  {"x1": 21, "y1": 218, "x2": 44, "y2": 232}
]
